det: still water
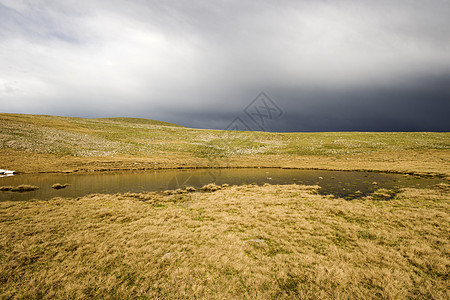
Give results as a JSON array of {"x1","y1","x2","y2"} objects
[{"x1": 0, "y1": 168, "x2": 443, "y2": 201}]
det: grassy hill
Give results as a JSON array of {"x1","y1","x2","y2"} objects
[
  {"x1": 97, "y1": 117, "x2": 185, "y2": 127},
  {"x1": 0, "y1": 113, "x2": 449, "y2": 176}
]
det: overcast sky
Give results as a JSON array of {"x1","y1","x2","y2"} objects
[{"x1": 1, "y1": 0, "x2": 449, "y2": 131}]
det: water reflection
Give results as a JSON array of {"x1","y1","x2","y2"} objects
[{"x1": 0, "y1": 168, "x2": 443, "y2": 201}]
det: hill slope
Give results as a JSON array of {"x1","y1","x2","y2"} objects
[
  {"x1": 97, "y1": 117, "x2": 184, "y2": 127},
  {"x1": 0, "y1": 113, "x2": 449, "y2": 176}
]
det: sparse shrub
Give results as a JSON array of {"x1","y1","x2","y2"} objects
[
  {"x1": 201, "y1": 183, "x2": 221, "y2": 192},
  {"x1": 435, "y1": 182, "x2": 450, "y2": 191},
  {"x1": 0, "y1": 184, "x2": 39, "y2": 192},
  {"x1": 175, "y1": 189, "x2": 186, "y2": 194},
  {"x1": 371, "y1": 188, "x2": 397, "y2": 201},
  {"x1": 52, "y1": 183, "x2": 70, "y2": 190},
  {"x1": 163, "y1": 190, "x2": 174, "y2": 196},
  {"x1": 15, "y1": 185, "x2": 39, "y2": 192},
  {"x1": 168, "y1": 194, "x2": 190, "y2": 202},
  {"x1": 185, "y1": 186, "x2": 196, "y2": 192},
  {"x1": 0, "y1": 186, "x2": 14, "y2": 191},
  {"x1": 123, "y1": 192, "x2": 158, "y2": 202}
]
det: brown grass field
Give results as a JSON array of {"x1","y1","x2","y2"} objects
[
  {"x1": 0, "y1": 113, "x2": 449, "y2": 299},
  {"x1": 1, "y1": 184, "x2": 449, "y2": 299}
]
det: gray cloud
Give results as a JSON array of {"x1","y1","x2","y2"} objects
[{"x1": 0, "y1": 0, "x2": 449, "y2": 131}]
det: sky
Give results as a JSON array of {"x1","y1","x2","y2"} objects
[{"x1": 0, "y1": 0, "x2": 449, "y2": 132}]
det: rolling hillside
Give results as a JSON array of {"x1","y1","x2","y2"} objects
[{"x1": 0, "y1": 113, "x2": 449, "y2": 176}]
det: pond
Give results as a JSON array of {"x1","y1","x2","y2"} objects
[{"x1": 0, "y1": 168, "x2": 443, "y2": 201}]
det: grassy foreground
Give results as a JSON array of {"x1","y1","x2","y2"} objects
[
  {"x1": 1, "y1": 113, "x2": 449, "y2": 177},
  {"x1": 1, "y1": 184, "x2": 449, "y2": 299}
]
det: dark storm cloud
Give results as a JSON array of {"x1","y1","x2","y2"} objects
[
  {"x1": 274, "y1": 73, "x2": 450, "y2": 132},
  {"x1": 163, "y1": 73, "x2": 450, "y2": 132},
  {"x1": 0, "y1": 0, "x2": 449, "y2": 131}
]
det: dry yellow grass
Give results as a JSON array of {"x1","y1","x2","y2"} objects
[{"x1": 1, "y1": 184, "x2": 448, "y2": 299}]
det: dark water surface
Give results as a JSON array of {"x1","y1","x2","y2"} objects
[{"x1": 0, "y1": 168, "x2": 443, "y2": 201}]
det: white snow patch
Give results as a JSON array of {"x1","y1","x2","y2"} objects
[{"x1": 0, "y1": 169, "x2": 15, "y2": 177}]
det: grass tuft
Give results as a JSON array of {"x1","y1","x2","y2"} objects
[
  {"x1": 200, "y1": 183, "x2": 222, "y2": 192},
  {"x1": 0, "y1": 184, "x2": 39, "y2": 192},
  {"x1": 51, "y1": 183, "x2": 70, "y2": 190}
]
